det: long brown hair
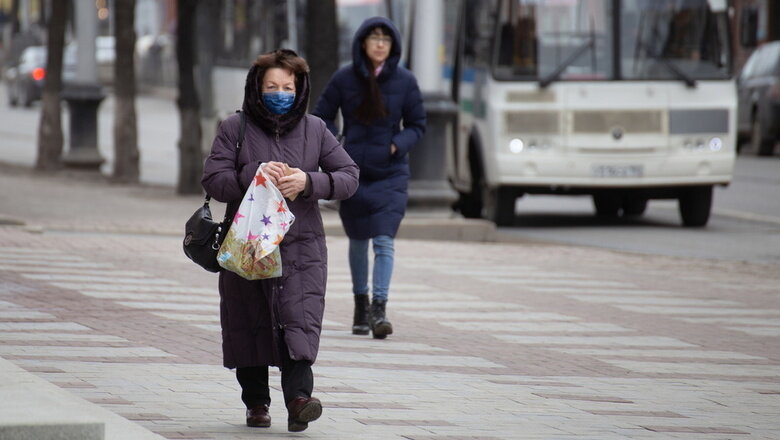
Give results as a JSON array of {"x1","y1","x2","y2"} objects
[{"x1": 354, "y1": 26, "x2": 391, "y2": 125}]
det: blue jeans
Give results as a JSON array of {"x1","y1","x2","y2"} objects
[{"x1": 348, "y1": 235, "x2": 394, "y2": 302}]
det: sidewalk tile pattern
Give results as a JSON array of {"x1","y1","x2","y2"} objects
[{"x1": 0, "y1": 233, "x2": 779, "y2": 439}]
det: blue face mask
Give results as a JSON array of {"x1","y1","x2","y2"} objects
[{"x1": 262, "y1": 91, "x2": 296, "y2": 115}]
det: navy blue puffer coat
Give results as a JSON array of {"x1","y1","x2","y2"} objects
[{"x1": 314, "y1": 16, "x2": 426, "y2": 239}]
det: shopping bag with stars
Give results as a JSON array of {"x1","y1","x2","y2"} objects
[{"x1": 216, "y1": 164, "x2": 295, "y2": 280}]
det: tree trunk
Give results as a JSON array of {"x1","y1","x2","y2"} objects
[
  {"x1": 35, "y1": 0, "x2": 66, "y2": 170},
  {"x1": 10, "y1": 0, "x2": 20, "y2": 34},
  {"x1": 176, "y1": 0, "x2": 202, "y2": 195},
  {"x1": 113, "y1": 0, "x2": 140, "y2": 183},
  {"x1": 305, "y1": 0, "x2": 338, "y2": 109}
]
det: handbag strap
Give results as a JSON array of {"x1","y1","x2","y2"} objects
[{"x1": 205, "y1": 111, "x2": 246, "y2": 204}]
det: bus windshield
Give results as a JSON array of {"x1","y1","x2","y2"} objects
[{"x1": 493, "y1": 0, "x2": 731, "y2": 82}]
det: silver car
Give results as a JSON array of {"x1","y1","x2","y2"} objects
[
  {"x1": 5, "y1": 46, "x2": 46, "y2": 107},
  {"x1": 737, "y1": 41, "x2": 780, "y2": 156}
]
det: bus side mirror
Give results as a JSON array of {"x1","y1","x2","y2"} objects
[{"x1": 740, "y1": 7, "x2": 758, "y2": 48}]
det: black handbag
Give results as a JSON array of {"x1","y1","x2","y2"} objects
[{"x1": 183, "y1": 111, "x2": 246, "y2": 272}]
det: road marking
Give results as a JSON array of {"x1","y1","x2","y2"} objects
[
  {"x1": 50, "y1": 283, "x2": 216, "y2": 295},
  {"x1": 23, "y1": 274, "x2": 178, "y2": 285},
  {"x1": 550, "y1": 348, "x2": 765, "y2": 360},
  {"x1": 439, "y1": 321, "x2": 632, "y2": 332},
  {"x1": 0, "y1": 345, "x2": 174, "y2": 358},
  {"x1": 495, "y1": 335, "x2": 696, "y2": 347},
  {"x1": 0, "y1": 254, "x2": 84, "y2": 261},
  {"x1": 383, "y1": 292, "x2": 478, "y2": 300},
  {"x1": 0, "y1": 311, "x2": 56, "y2": 319},
  {"x1": 482, "y1": 278, "x2": 635, "y2": 287},
  {"x1": 527, "y1": 287, "x2": 677, "y2": 295},
  {"x1": 398, "y1": 311, "x2": 579, "y2": 321},
  {"x1": 713, "y1": 208, "x2": 780, "y2": 225},
  {"x1": 78, "y1": 291, "x2": 219, "y2": 303},
  {"x1": 726, "y1": 327, "x2": 780, "y2": 337},
  {"x1": 0, "y1": 260, "x2": 114, "y2": 268},
  {"x1": 390, "y1": 301, "x2": 525, "y2": 309},
  {"x1": 0, "y1": 332, "x2": 128, "y2": 342},
  {"x1": 568, "y1": 295, "x2": 741, "y2": 306},
  {"x1": 616, "y1": 306, "x2": 780, "y2": 315},
  {"x1": 320, "y1": 338, "x2": 449, "y2": 352},
  {"x1": 678, "y1": 317, "x2": 780, "y2": 325},
  {"x1": 317, "y1": 351, "x2": 505, "y2": 368},
  {"x1": 0, "y1": 265, "x2": 148, "y2": 277},
  {"x1": 602, "y1": 360, "x2": 780, "y2": 377},
  {"x1": 149, "y1": 312, "x2": 219, "y2": 322},
  {"x1": 116, "y1": 301, "x2": 217, "y2": 312},
  {"x1": 0, "y1": 322, "x2": 91, "y2": 331}
]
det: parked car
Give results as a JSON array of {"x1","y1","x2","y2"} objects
[
  {"x1": 5, "y1": 45, "x2": 46, "y2": 107},
  {"x1": 737, "y1": 40, "x2": 780, "y2": 156}
]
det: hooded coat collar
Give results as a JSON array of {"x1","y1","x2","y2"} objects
[
  {"x1": 241, "y1": 62, "x2": 310, "y2": 138},
  {"x1": 351, "y1": 16, "x2": 403, "y2": 82}
]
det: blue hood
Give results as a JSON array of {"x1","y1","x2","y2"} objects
[{"x1": 351, "y1": 16, "x2": 402, "y2": 80}]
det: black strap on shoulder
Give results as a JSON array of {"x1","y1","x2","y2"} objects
[
  {"x1": 236, "y1": 110, "x2": 246, "y2": 150},
  {"x1": 205, "y1": 111, "x2": 246, "y2": 204}
]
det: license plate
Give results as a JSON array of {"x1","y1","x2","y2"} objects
[{"x1": 591, "y1": 165, "x2": 644, "y2": 178}]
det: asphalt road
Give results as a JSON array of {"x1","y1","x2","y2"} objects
[{"x1": 497, "y1": 156, "x2": 780, "y2": 265}]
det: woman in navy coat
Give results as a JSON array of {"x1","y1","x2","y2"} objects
[{"x1": 314, "y1": 17, "x2": 426, "y2": 339}]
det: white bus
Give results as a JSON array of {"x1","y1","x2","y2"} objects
[{"x1": 448, "y1": 0, "x2": 736, "y2": 226}]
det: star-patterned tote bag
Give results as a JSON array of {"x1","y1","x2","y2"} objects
[{"x1": 216, "y1": 164, "x2": 295, "y2": 280}]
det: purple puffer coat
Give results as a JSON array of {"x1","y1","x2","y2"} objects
[{"x1": 202, "y1": 67, "x2": 358, "y2": 368}]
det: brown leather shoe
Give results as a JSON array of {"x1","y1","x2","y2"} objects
[
  {"x1": 246, "y1": 404, "x2": 271, "y2": 428},
  {"x1": 286, "y1": 397, "x2": 322, "y2": 432}
]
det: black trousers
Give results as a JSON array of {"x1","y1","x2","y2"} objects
[{"x1": 235, "y1": 340, "x2": 313, "y2": 408}]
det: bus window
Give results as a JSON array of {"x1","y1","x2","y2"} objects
[
  {"x1": 463, "y1": 0, "x2": 498, "y2": 69},
  {"x1": 624, "y1": 0, "x2": 732, "y2": 80},
  {"x1": 493, "y1": 0, "x2": 612, "y2": 82}
]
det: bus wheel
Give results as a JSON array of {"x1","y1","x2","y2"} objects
[
  {"x1": 593, "y1": 194, "x2": 620, "y2": 218},
  {"x1": 455, "y1": 191, "x2": 482, "y2": 218},
  {"x1": 483, "y1": 186, "x2": 516, "y2": 226},
  {"x1": 622, "y1": 197, "x2": 648, "y2": 217},
  {"x1": 678, "y1": 186, "x2": 712, "y2": 227}
]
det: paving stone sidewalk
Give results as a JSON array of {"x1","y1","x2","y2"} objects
[{"x1": 1, "y1": 164, "x2": 779, "y2": 439}]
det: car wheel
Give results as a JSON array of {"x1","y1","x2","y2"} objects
[
  {"x1": 678, "y1": 186, "x2": 712, "y2": 227},
  {"x1": 751, "y1": 117, "x2": 775, "y2": 156}
]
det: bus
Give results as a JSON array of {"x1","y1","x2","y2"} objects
[{"x1": 447, "y1": 0, "x2": 736, "y2": 226}]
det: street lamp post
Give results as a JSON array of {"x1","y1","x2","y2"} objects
[
  {"x1": 62, "y1": 0, "x2": 105, "y2": 169},
  {"x1": 408, "y1": 0, "x2": 458, "y2": 209}
]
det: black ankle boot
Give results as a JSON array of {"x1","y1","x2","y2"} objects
[
  {"x1": 352, "y1": 294, "x2": 370, "y2": 335},
  {"x1": 369, "y1": 299, "x2": 393, "y2": 339}
]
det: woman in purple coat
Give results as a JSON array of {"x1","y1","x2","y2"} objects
[
  {"x1": 202, "y1": 49, "x2": 358, "y2": 432},
  {"x1": 314, "y1": 17, "x2": 426, "y2": 340}
]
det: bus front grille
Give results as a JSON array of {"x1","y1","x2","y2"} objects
[{"x1": 572, "y1": 110, "x2": 663, "y2": 134}]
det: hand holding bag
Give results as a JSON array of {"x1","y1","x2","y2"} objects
[
  {"x1": 216, "y1": 165, "x2": 295, "y2": 280},
  {"x1": 183, "y1": 111, "x2": 246, "y2": 272}
]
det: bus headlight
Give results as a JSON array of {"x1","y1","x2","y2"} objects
[{"x1": 509, "y1": 138, "x2": 524, "y2": 153}]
